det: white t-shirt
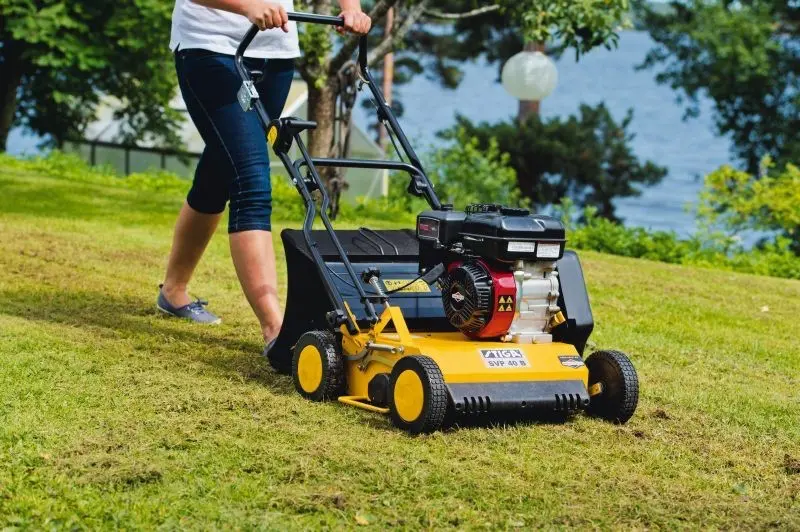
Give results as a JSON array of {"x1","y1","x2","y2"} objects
[{"x1": 170, "y1": 0, "x2": 300, "y2": 59}]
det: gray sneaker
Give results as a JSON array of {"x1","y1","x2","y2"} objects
[{"x1": 156, "y1": 285, "x2": 222, "y2": 325}]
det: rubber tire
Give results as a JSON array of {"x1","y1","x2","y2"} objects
[
  {"x1": 389, "y1": 356, "x2": 448, "y2": 434},
  {"x1": 291, "y1": 331, "x2": 346, "y2": 402},
  {"x1": 585, "y1": 350, "x2": 639, "y2": 424}
]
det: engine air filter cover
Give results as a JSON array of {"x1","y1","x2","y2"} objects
[
  {"x1": 460, "y1": 204, "x2": 566, "y2": 262},
  {"x1": 441, "y1": 261, "x2": 493, "y2": 336}
]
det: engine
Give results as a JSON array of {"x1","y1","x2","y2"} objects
[{"x1": 418, "y1": 204, "x2": 567, "y2": 344}]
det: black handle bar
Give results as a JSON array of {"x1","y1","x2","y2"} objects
[
  {"x1": 236, "y1": 12, "x2": 368, "y2": 72},
  {"x1": 234, "y1": 10, "x2": 441, "y2": 211}
]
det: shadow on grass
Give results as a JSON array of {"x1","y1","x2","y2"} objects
[
  {"x1": 0, "y1": 286, "x2": 294, "y2": 395},
  {"x1": 2, "y1": 285, "x2": 597, "y2": 431}
]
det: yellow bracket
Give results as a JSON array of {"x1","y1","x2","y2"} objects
[
  {"x1": 385, "y1": 305, "x2": 413, "y2": 345},
  {"x1": 338, "y1": 396, "x2": 390, "y2": 415}
]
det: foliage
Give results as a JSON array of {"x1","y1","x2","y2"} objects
[
  {"x1": 294, "y1": 0, "x2": 633, "y2": 157},
  {"x1": 557, "y1": 198, "x2": 800, "y2": 280},
  {"x1": 388, "y1": 129, "x2": 526, "y2": 211},
  {"x1": 411, "y1": 0, "x2": 632, "y2": 87},
  {"x1": 441, "y1": 105, "x2": 667, "y2": 221},
  {"x1": 0, "y1": 0, "x2": 181, "y2": 151},
  {"x1": 503, "y1": 0, "x2": 632, "y2": 57},
  {"x1": 696, "y1": 159, "x2": 800, "y2": 252},
  {"x1": 636, "y1": 0, "x2": 800, "y2": 173}
]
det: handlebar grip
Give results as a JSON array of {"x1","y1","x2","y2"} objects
[
  {"x1": 236, "y1": 13, "x2": 345, "y2": 60},
  {"x1": 236, "y1": 12, "x2": 369, "y2": 84},
  {"x1": 289, "y1": 12, "x2": 344, "y2": 27}
]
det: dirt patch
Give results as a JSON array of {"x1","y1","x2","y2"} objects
[
  {"x1": 653, "y1": 408, "x2": 671, "y2": 420},
  {"x1": 784, "y1": 454, "x2": 800, "y2": 475}
]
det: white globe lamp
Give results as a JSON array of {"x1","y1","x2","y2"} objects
[{"x1": 501, "y1": 50, "x2": 558, "y2": 102}]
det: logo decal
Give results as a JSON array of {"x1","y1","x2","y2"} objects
[
  {"x1": 559, "y1": 355, "x2": 585, "y2": 369},
  {"x1": 479, "y1": 349, "x2": 530, "y2": 369},
  {"x1": 451, "y1": 292, "x2": 465, "y2": 303}
]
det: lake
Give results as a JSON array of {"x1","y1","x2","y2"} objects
[
  {"x1": 8, "y1": 31, "x2": 732, "y2": 236},
  {"x1": 353, "y1": 30, "x2": 733, "y2": 236}
]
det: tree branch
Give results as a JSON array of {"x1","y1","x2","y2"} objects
[
  {"x1": 367, "y1": 0, "x2": 431, "y2": 66},
  {"x1": 330, "y1": 0, "x2": 401, "y2": 72},
  {"x1": 422, "y1": 5, "x2": 501, "y2": 20}
]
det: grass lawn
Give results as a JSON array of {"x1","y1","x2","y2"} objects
[{"x1": 1, "y1": 160, "x2": 799, "y2": 529}]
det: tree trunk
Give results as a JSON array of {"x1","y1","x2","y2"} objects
[
  {"x1": 306, "y1": 79, "x2": 337, "y2": 160},
  {"x1": 0, "y1": 41, "x2": 25, "y2": 153},
  {"x1": 378, "y1": 7, "x2": 395, "y2": 148}
]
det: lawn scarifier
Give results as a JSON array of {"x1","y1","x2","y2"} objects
[{"x1": 238, "y1": 13, "x2": 639, "y2": 433}]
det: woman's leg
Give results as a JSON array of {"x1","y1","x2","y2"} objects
[
  {"x1": 162, "y1": 201, "x2": 222, "y2": 307},
  {"x1": 227, "y1": 58, "x2": 295, "y2": 342},
  {"x1": 230, "y1": 231, "x2": 282, "y2": 341},
  {"x1": 172, "y1": 51, "x2": 294, "y2": 340}
]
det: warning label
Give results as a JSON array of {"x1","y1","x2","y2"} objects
[
  {"x1": 479, "y1": 349, "x2": 530, "y2": 369},
  {"x1": 497, "y1": 295, "x2": 515, "y2": 313},
  {"x1": 383, "y1": 279, "x2": 431, "y2": 293}
]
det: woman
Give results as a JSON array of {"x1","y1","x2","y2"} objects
[{"x1": 157, "y1": 0, "x2": 371, "y2": 352}]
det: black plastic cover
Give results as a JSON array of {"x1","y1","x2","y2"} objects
[
  {"x1": 448, "y1": 380, "x2": 589, "y2": 414},
  {"x1": 269, "y1": 229, "x2": 452, "y2": 373},
  {"x1": 460, "y1": 204, "x2": 566, "y2": 262},
  {"x1": 417, "y1": 210, "x2": 466, "y2": 271},
  {"x1": 553, "y1": 250, "x2": 594, "y2": 355}
]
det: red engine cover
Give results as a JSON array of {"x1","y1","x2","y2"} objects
[
  {"x1": 477, "y1": 263, "x2": 517, "y2": 339},
  {"x1": 446, "y1": 260, "x2": 517, "y2": 339}
]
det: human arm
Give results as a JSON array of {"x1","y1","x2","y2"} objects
[
  {"x1": 191, "y1": 0, "x2": 290, "y2": 32},
  {"x1": 337, "y1": 0, "x2": 371, "y2": 35}
]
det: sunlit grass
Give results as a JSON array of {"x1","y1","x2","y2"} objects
[{"x1": 1, "y1": 161, "x2": 798, "y2": 528}]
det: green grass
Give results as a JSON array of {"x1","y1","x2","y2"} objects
[{"x1": 1, "y1": 159, "x2": 799, "y2": 529}]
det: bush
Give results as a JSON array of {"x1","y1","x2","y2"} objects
[
  {"x1": 557, "y1": 199, "x2": 800, "y2": 280},
  {"x1": 697, "y1": 159, "x2": 800, "y2": 252}
]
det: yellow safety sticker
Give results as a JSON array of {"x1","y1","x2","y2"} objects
[
  {"x1": 267, "y1": 126, "x2": 278, "y2": 146},
  {"x1": 497, "y1": 295, "x2": 515, "y2": 312},
  {"x1": 383, "y1": 279, "x2": 431, "y2": 293}
]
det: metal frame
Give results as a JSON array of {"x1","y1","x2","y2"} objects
[{"x1": 235, "y1": 12, "x2": 443, "y2": 332}]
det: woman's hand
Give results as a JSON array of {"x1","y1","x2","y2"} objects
[
  {"x1": 339, "y1": 9, "x2": 371, "y2": 35},
  {"x1": 243, "y1": 0, "x2": 289, "y2": 32}
]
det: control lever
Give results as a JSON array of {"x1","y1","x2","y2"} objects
[{"x1": 361, "y1": 267, "x2": 388, "y2": 302}]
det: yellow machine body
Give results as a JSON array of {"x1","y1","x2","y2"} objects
[{"x1": 336, "y1": 304, "x2": 590, "y2": 416}]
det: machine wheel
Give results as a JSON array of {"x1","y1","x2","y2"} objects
[
  {"x1": 292, "y1": 331, "x2": 345, "y2": 402},
  {"x1": 389, "y1": 356, "x2": 448, "y2": 434},
  {"x1": 585, "y1": 350, "x2": 639, "y2": 424}
]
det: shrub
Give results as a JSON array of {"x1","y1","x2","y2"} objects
[
  {"x1": 697, "y1": 159, "x2": 800, "y2": 252},
  {"x1": 387, "y1": 129, "x2": 526, "y2": 214},
  {"x1": 557, "y1": 199, "x2": 800, "y2": 280}
]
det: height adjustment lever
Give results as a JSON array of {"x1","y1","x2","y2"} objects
[{"x1": 361, "y1": 267, "x2": 388, "y2": 302}]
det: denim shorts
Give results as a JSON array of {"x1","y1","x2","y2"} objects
[{"x1": 175, "y1": 49, "x2": 294, "y2": 233}]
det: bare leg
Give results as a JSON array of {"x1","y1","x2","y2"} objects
[
  {"x1": 229, "y1": 230, "x2": 283, "y2": 343},
  {"x1": 162, "y1": 202, "x2": 222, "y2": 307}
]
